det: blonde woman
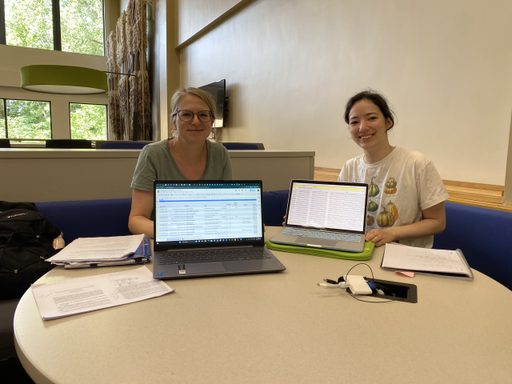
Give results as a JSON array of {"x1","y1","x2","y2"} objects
[{"x1": 129, "y1": 87, "x2": 232, "y2": 237}]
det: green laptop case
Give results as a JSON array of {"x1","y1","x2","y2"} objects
[{"x1": 265, "y1": 240, "x2": 375, "y2": 261}]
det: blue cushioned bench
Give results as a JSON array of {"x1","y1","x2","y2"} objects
[
  {"x1": 433, "y1": 201, "x2": 512, "y2": 290},
  {"x1": 35, "y1": 191, "x2": 292, "y2": 243},
  {"x1": 36, "y1": 198, "x2": 132, "y2": 244}
]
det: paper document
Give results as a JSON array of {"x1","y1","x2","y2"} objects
[
  {"x1": 47, "y1": 234, "x2": 145, "y2": 263},
  {"x1": 59, "y1": 236, "x2": 151, "y2": 269},
  {"x1": 31, "y1": 266, "x2": 174, "y2": 320},
  {"x1": 381, "y1": 243, "x2": 473, "y2": 279}
]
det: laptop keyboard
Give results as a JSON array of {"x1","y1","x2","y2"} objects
[
  {"x1": 282, "y1": 227, "x2": 363, "y2": 242},
  {"x1": 158, "y1": 247, "x2": 269, "y2": 265}
]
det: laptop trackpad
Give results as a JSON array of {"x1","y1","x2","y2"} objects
[
  {"x1": 183, "y1": 262, "x2": 226, "y2": 274},
  {"x1": 298, "y1": 237, "x2": 338, "y2": 247}
]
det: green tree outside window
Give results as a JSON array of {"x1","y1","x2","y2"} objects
[
  {"x1": 5, "y1": 0, "x2": 54, "y2": 50},
  {"x1": 70, "y1": 103, "x2": 107, "y2": 140},
  {"x1": 61, "y1": 0, "x2": 105, "y2": 55},
  {"x1": 5, "y1": 0, "x2": 104, "y2": 55},
  {"x1": 6, "y1": 100, "x2": 51, "y2": 139}
]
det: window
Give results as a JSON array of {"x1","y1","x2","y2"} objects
[
  {"x1": 1, "y1": 1, "x2": 111, "y2": 141},
  {"x1": 1, "y1": 0, "x2": 105, "y2": 55},
  {"x1": 1, "y1": 99, "x2": 108, "y2": 141},
  {"x1": 1, "y1": 98, "x2": 51, "y2": 139},
  {"x1": 61, "y1": 0, "x2": 105, "y2": 55},
  {"x1": 70, "y1": 102, "x2": 107, "y2": 140}
]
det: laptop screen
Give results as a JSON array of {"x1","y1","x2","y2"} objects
[
  {"x1": 285, "y1": 180, "x2": 368, "y2": 233},
  {"x1": 154, "y1": 180, "x2": 265, "y2": 249}
]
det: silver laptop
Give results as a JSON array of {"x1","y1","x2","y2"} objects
[
  {"x1": 153, "y1": 180, "x2": 285, "y2": 279},
  {"x1": 270, "y1": 180, "x2": 368, "y2": 252}
]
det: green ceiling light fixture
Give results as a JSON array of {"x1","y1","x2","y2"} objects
[{"x1": 20, "y1": 65, "x2": 108, "y2": 94}]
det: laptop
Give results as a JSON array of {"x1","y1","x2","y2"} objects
[
  {"x1": 152, "y1": 180, "x2": 286, "y2": 279},
  {"x1": 270, "y1": 180, "x2": 368, "y2": 252}
]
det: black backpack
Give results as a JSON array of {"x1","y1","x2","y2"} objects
[{"x1": 0, "y1": 201, "x2": 62, "y2": 299}]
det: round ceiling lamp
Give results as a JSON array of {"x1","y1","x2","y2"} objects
[{"x1": 20, "y1": 65, "x2": 108, "y2": 94}]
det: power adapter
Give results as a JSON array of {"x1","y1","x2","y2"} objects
[{"x1": 345, "y1": 275, "x2": 373, "y2": 295}]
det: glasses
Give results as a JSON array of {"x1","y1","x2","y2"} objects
[{"x1": 175, "y1": 110, "x2": 213, "y2": 123}]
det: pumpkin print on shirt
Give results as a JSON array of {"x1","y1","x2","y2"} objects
[
  {"x1": 367, "y1": 176, "x2": 399, "y2": 229},
  {"x1": 366, "y1": 177, "x2": 379, "y2": 226}
]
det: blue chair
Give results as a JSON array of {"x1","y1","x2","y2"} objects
[
  {"x1": 45, "y1": 139, "x2": 93, "y2": 148},
  {"x1": 98, "y1": 141, "x2": 150, "y2": 149},
  {"x1": 222, "y1": 142, "x2": 265, "y2": 150}
]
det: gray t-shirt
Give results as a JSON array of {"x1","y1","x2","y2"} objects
[{"x1": 131, "y1": 139, "x2": 233, "y2": 191}]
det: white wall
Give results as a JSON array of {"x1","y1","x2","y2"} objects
[
  {"x1": 177, "y1": 0, "x2": 512, "y2": 185},
  {"x1": 176, "y1": 0, "x2": 241, "y2": 44}
]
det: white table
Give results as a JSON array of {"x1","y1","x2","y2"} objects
[{"x1": 14, "y1": 227, "x2": 512, "y2": 384}]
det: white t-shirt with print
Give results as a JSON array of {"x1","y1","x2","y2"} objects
[{"x1": 338, "y1": 147, "x2": 448, "y2": 248}]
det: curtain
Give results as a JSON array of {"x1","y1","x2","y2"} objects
[{"x1": 106, "y1": 0, "x2": 152, "y2": 141}]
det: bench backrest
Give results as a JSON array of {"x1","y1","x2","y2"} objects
[
  {"x1": 34, "y1": 191, "x2": 292, "y2": 244},
  {"x1": 434, "y1": 202, "x2": 512, "y2": 290},
  {"x1": 36, "y1": 199, "x2": 132, "y2": 244}
]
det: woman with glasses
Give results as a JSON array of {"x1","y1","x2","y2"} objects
[
  {"x1": 339, "y1": 90, "x2": 448, "y2": 248},
  {"x1": 129, "y1": 87, "x2": 232, "y2": 238}
]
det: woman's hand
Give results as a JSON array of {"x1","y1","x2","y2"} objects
[{"x1": 365, "y1": 228, "x2": 396, "y2": 247}]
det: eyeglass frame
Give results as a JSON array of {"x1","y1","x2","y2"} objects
[{"x1": 173, "y1": 109, "x2": 214, "y2": 123}]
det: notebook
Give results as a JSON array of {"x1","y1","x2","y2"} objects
[
  {"x1": 152, "y1": 180, "x2": 285, "y2": 279},
  {"x1": 270, "y1": 180, "x2": 368, "y2": 252}
]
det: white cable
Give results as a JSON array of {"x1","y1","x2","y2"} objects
[{"x1": 317, "y1": 281, "x2": 348, "y2": 289}]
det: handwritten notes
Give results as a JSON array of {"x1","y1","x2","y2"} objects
[{"x1": 382, "y1": 243, "x2": 473, "y2": 279}]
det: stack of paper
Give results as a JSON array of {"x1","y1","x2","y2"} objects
[{"x1": 47, "y1": 234, "x2": 151, "y2": 269}]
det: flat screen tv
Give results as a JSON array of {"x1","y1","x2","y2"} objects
[{"x1": 198, "y1": 79, "x2": 227, "y2": 127}]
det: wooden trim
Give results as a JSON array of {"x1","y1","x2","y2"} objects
[
  {"x1": 175, "y1": 0, "x2": 257, "y2": 50},
  {"x1": 313, "y1": 167, "x2": 339, "y2": 182},
  {"x1": 443, "y1": 179, "x2": 504, "y2": 206},
  {"x1": 443, "y1": 179, "x2": 503, "y2": 192}
]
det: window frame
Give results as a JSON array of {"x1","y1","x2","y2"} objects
[
  {"x1": 0, "y1": 97, "x2": 6, "y2": 138},
  {"x1": 0, "y1": 0, "x2": 5, "y2": 45}
]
